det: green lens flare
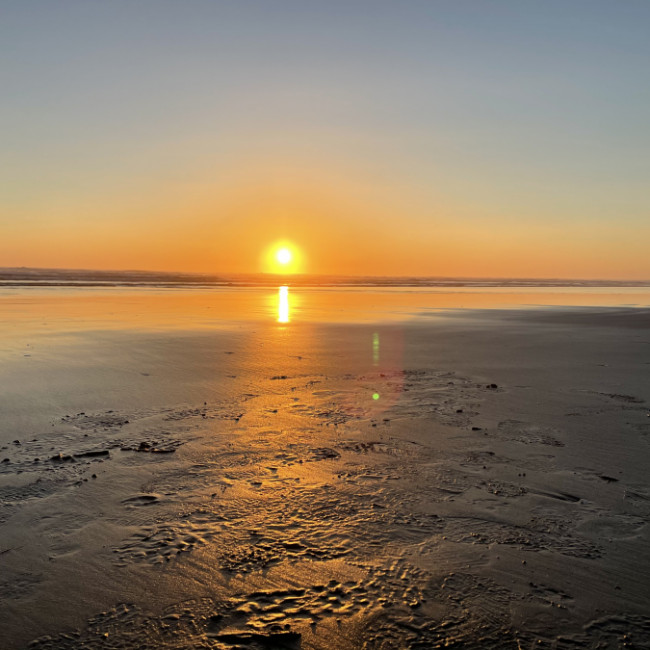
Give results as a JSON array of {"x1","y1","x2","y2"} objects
[{"x1": 372, "y1": 393, "x2": 380, "y2": 400}]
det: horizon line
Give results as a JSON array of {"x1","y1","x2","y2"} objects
[{"x1": 1, "y1": 266, "x2": 650, "y2": 285}]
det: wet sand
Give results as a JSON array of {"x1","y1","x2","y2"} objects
[{"x1": 2, "y1": 296, "x2": 650, "y2": 648}]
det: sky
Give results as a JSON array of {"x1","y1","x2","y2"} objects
[{"x1": 1, "y1": 0, "x2": 649, "y2": 278}]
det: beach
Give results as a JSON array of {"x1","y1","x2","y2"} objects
[{"x1": 2, "y1": 286, "x2": 650, "y2": 649}]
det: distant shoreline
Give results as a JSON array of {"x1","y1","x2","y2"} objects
[{"x1": 2, "y1": 268, "x2": 649, "y2": 288}]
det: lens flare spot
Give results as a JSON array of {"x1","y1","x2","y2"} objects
[{"x1": 372, "y1": 392, "x2": 380, "y2": 400}]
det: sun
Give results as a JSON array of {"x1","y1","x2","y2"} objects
[
  {"x1": 276, "y1": 247, "x2": 292, "y2": 265},
  {"x1": 263, "y1": 241, "x2": 303, "y2": 274}
]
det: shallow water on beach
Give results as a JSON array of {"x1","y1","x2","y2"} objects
[{"x1": 2, "y1": 284, "x2": 650, "y2": 338}]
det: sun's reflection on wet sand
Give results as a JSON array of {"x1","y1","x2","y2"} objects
[{"x1": 278, "y1": 285, "x2": 290, "y2": 323}]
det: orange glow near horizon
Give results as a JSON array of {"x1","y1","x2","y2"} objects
[{"x1": 3, "y1": 168, "x2": 650, "y2": 280}]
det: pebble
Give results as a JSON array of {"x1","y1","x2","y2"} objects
[{"x1": 51, "y1": 453, "x2": 74, "y2": 462}]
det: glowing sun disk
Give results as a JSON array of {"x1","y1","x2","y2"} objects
[
  {"x1": 262, "y1": 241, "x2": 302, "y2": 274},
  {"x1": 276, "y1": 248, "x2": 292, "y2": 265}
]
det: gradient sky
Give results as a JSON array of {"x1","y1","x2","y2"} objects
[{"x1": 2, "y1": 1, "x2": 649, "y2": 278}]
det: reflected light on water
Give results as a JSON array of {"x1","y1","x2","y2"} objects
[{"x1": 278, "y1": 285, "x2": 290, "y2": 323}]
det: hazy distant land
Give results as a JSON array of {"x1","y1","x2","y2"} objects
[{"x1": 2, "y1": 267, "x2": 650, "y2": 288}]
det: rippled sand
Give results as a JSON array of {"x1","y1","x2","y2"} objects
[{"x1": 1, "y1": 293, "x2": 650, "y2": 648}]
